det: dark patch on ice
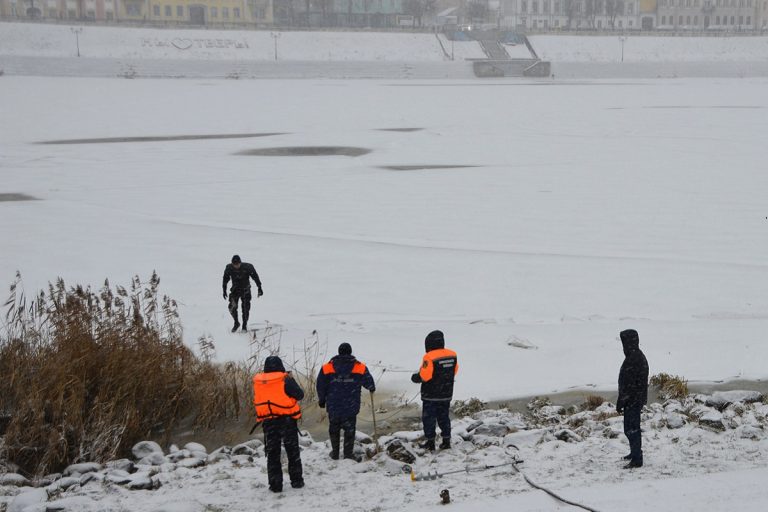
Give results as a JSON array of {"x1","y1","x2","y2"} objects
[
  {"x1": 376, "y1": 128, "x2": 424, "y2": 133},
  {"x1": 0, "y1": 193, "x2": 38, "y2": 202},
  {"x1": 38, "y1": 133, "x2": 284, "y2": 145},
  {"x1": 379, "y1": 165, "x2": 479, "y2": 171},
  {"x1": 237, "y1": 146, "x2": 371, "y2": 157}
]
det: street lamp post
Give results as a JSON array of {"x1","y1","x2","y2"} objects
[
  {"x1": 270, "y1": 32, "x2": 281, "y2": 61},
  {"x1": 71, "y1": 27, "x2": 83, "y2": 58},
  {"x1": 619, "y1": 35, "x2": 627, "y2": 63}
]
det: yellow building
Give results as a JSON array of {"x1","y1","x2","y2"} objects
[
  {"x1": 639, "y1": 0, "x2": 657, "y2": 28},
  {"x1": 118, "y1": 0, "x2": 273, "y2": 25}
]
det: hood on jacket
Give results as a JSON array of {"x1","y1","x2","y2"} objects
[
  {"x1": 264, "y1": 356, "x2": 286, "y2": 373},
  {"x1": 620, "y1": 329, "x2": 640, "y2": 357},
  {"x1": 425, "y1": 330, "x2": 445, "y2": 352}
]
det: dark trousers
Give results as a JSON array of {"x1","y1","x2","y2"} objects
[
  {"x1": 422, "y1": 400, "x2": 451, "y2": 440},
  {"x1": 263, "y1": 417, "x2": 303, "y2": 490},
  {"x1": 228, "y1": 289, "x2": 252, "y2": 325},
  {"x1": 624, "y1": 405, "x2": 643, "y2": 463},
  {"x1": 329, "y1": 416, "x2": 357, "y2": 457}
]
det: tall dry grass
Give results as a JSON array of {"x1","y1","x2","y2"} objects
[{"x1": 0, "y1": 273, "x2": 250, "y2": 476}]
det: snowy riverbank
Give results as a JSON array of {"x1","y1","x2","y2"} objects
[{"x1": 3, "y1": 390, "x2": 768, "y2": 511}]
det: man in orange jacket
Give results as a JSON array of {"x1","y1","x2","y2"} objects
[
  {"x1": 253, "y1": 356, "x2": 304, "y2": 493},
  {"x1": 411, "y1": 330, "x2": 459, "y2": 451}
]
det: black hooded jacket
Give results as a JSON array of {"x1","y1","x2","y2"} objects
[
  {"x1": 263, "y1": 356, "x2": 304, "y2": 401},
  {"x1": 223, "y1": 262, "x2": 262, "y2": 294},
  {"x1": 617, "y1": 330, "x2": 649, "y2": 410},
  {"x1": 411, "y1": 331, "x2": 458, "y2": 401}
]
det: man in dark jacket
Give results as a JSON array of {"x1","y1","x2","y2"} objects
[
  {"x1": 222, "y1": 254, "x2": 263, "y2": 332},
  {"x1": 411, "y1": 330, "x2": 458, "y2": 451},
  {"x1": 617, "y1": 329, "x2": 649, "y2": 469},
  {"x1": 316, "y1": 343, "x2": 375, "y2": 462},
  {"x1": 253, "y1": 356, "x2": 304, "y2": 492}
]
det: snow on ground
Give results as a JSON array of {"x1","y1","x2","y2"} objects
[
  {"x1": 0, "y1": 22, "x2": 481, "y2": 62},
  {"x1": 3, "y1": 394, "x2": 768, "y2": 511},
  {"x1": 1, "y1": 75, "x2": 767, "y2": 402},
  {"x1": 530, "y1": 34, "x2": 768, "y2": 63}
]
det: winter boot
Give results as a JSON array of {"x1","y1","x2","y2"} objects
[
  {"x1": 231, "y1": 321, "x2": 240, "y2": 333},
  {"x1": 329, "y1": 432, "x2": 340, "y2": 460},
  {"x1": 343, "y1": 433, "x2": 360, "y2": 462},
  {"x1": 622, "y1": 454, "x2": 632, "y2": 460},
  {"x1": 623, "y1": 459, "x2": 643, "y2": 469},
  {"x1": 420, "y1": 439, "x2": 436, "y2": 452},
  {"x1": 291, "y1": 479, "x2": 304, "y2": 489},
  {"x1": 241, "y1": 322, "x2": 248, "y2": 332},
  {"x1": 439, "y1": 438, "x2": 451, "y2": 450}
]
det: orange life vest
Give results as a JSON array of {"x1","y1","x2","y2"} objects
[{"x1": 252, "y1": 371, "x2": 302, "y2": 422}]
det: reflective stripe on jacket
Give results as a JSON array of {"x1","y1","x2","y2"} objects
[{"x1": 253, "y1": 371, "x2": 301, "y2": 422}]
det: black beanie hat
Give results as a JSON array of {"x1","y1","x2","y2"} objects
[
  {"x1": 338, "y1": 343, "x2": 352, "y2": 356},
  {"x1": 425, "y1": 330, "x2": 445, "y2": 352},
  {"x1": 231, "y1": 254, "x2": 241, "y2": 264}
]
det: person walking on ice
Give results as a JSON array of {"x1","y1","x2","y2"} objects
[
  {"x1": 222, "y1": 254, "x2": 263, "y2": 332},
  {"x1": 411, "y1": 330, "x2": 458, "y2": 451},
  {"x1": 316, "y1": 343, "x2": 376, "y2": 462}
]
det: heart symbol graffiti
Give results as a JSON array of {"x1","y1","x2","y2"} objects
[{"x1": 172, "y1": 38, "x2": 193, "y2": 50}]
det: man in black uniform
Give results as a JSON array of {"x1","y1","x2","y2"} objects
[
  {"x1": 222, "y1": 254, "x2": 263, "y2": 332},
  {"x1": 616, "y1": 328, "x2": 649, "y2": 469}
]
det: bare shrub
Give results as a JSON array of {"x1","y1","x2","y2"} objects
[
  {"x1": 452, "y1": 398, "x2": 487, "y2": 417},
  {"x1": 0, "y1": 273, "x2": 245, "y2": 475},
  {"x1": 650, "y1": 373, "x2": 689, "y2": 400},
  {"x1": 580, "y1": 395, "x2": 605, "y2": 411}
]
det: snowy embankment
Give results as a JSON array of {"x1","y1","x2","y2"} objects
[
  {"x1": 0, "y1": 22, "x2": 482, "y2": 78},
  {"x1": 3, "y1": 391, "x2": 768, "y2": 511},
  {"x1": 529, "y1": 34, "x2": 768, "y2": 77}
]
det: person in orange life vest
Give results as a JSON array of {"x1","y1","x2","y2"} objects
[
  {"x1": 316, "y1": 343, "x2": 375, "y2": 462},
  {"x1": 411, "y1": 330, "x2": 458, "y2": 452},
  {"x1": 253, "y1": 356, "x2": 304, "y2": 493}
]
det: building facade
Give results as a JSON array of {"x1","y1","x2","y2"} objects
[
  {"x1": 657, "y1": 0, "x2": 758, "y2": 30},
  {"x1": 1, "y1": 0, "x2": 118, "y2": 20},
  {"x1": 499, "y1": 0, "x2": 642, "y2": 30}
]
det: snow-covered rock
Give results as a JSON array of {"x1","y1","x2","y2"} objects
[
  {"x1": 0, "y1": 472, "x2": 30, "y2": 486},
  {"x1": 127, "y1": 472, "x2": 157, "y2": 490},
  {"x1": 705, "y1": 390, "x2": 763, "y2": 409},
  {"x1": 105, "y1": 470, "x2": 133, "y2": 485},
  {"x1": 666, "y1": 412, "x2": 687, "y2": 429},
  {"x1": 554, "y1": 429, "x2": 583, "y2": 443},
  {"x1": 106, "y1": 459, "x2": 136, "y2": 473},
  {"x1": 473, "y1": 423, "x2": 509, "y2": 437},
  {"x1": 385, "y1": 439, "x2": 417, "y2": 464},
  {"x1": 8, "y1": 488, "x2": 48, "y2": 512},
  {"x1": 183, "y1": 442, "x2": 206, "y2": 454},
  {"x1": 699, "y1": 410, "x2": 726, "y2": 431},
  {"x1": 46, "y1": 476, "x2": 81, "y2": 491},
  {"x1": 62, "y1": 462, "x2": 102, "y2": 477},
  {"x1": 737, "y1": 425, "x2": 763, "y2": 440},
  {"x1": 139, "y1": 452, "x2": 167, "y2": 466},
  {"x1": 133, "y1": 441, "x2": 164, "y2": 460},
  {"x1": 166, "y1": 449, "x2": 191, "y2": 463},
  {"x1": 176, "y1": 458, "x2": 206, "y2": 469}
]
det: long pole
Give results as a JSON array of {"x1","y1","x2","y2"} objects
[{"x1": 370, "y1": 391, "x2": 378, "y2": 447}]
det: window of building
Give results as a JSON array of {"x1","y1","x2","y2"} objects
[
  {"x1": 126, "y1": 2, "x2": 141, "y2": 15},
  {"x1": 532, "y1": 1, "x2": 538, "y2": 14},
  {"x1": 153, "y1": 4, "x2": 160, "y2": 15},
  {"x1": 164, "y1": 5, "x2": 171, "y2": 15},
  {"x1": 694, "y1": 0, "x2": 699, "y2": 6},
  {"x1": 234, "y1": 7, "x2": 240, "y2": 17},
  {"x1": 68, "y1": 8, "x2": 76, "y2": 17},
  {"x1": 686, "y1": 0, "x2": 690, "y2": 6},
  {"x1": 106, "y1": 11, "x2": 113, "y2": 19},
  {"x1": 686, "y1": 15, "x2": 690, "y2": 24},
  {"x1": 628, "y1": 2, "x2": 633, "y2": 13},
  {"x1": 222, "y1": 6, "x2": 229, "y2": 17},
  {"x1": 746, "y1": 15, "x2": 751, "y2": 24},
  {"x1": 522, "y1": 0, "x2": 527, "y2": 13},
  {"x1": 618, "y1": 19, "x2": 623, "y2": 27},
  {"x1": 597, "y1": 19, "x2": 602, "y2": 27},
  {"x1": 694, "y1": 15, "x2": 698, "y2": 24},
  {"x1": 738, "y1": 15, "x2": 743, "y2": 24},
  {"x1": 730, "y1": 15, "x2": 734, "y2": 24},
  {"x1": 554, "y1": 0, "x2": 560, "y2": 13},
  {"x1": 176, "y1": 5, "x2": 183, "y2": 15},
  {"x1": 86, "y1": 9, "x2": 95, "y2": 17},
  {"x1": 662, "y1": 15, "x2": 666, "y2": 24},
  {"x1": 555, "y1": 18, "x2": 560, "y2": 26},
  {"x1": 211, "y1": 6, "x2": 217, "y2": 17},
  {"x1": 544, "y1": 0, "x2": 549, "y2": 13},
  {"x1": 629, "y1": 19, "x2": 633, "y2": 26},
  {"x1": 715, "y1": 15, "x2": 720, "y2": 24},
  {"x1": 679, "y1": 15, "x2": 683, "y2": 24}
]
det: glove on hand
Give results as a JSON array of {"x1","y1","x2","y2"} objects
[
  {"x1": 223, "y1": 290, "x2": 228, "y2": 300},
  {"x1": 257, "y1": 288, "x2": 264, "y2": 297},
  {"x1": 318, "y1": 401, "x2": 326, "y2": 409}
]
